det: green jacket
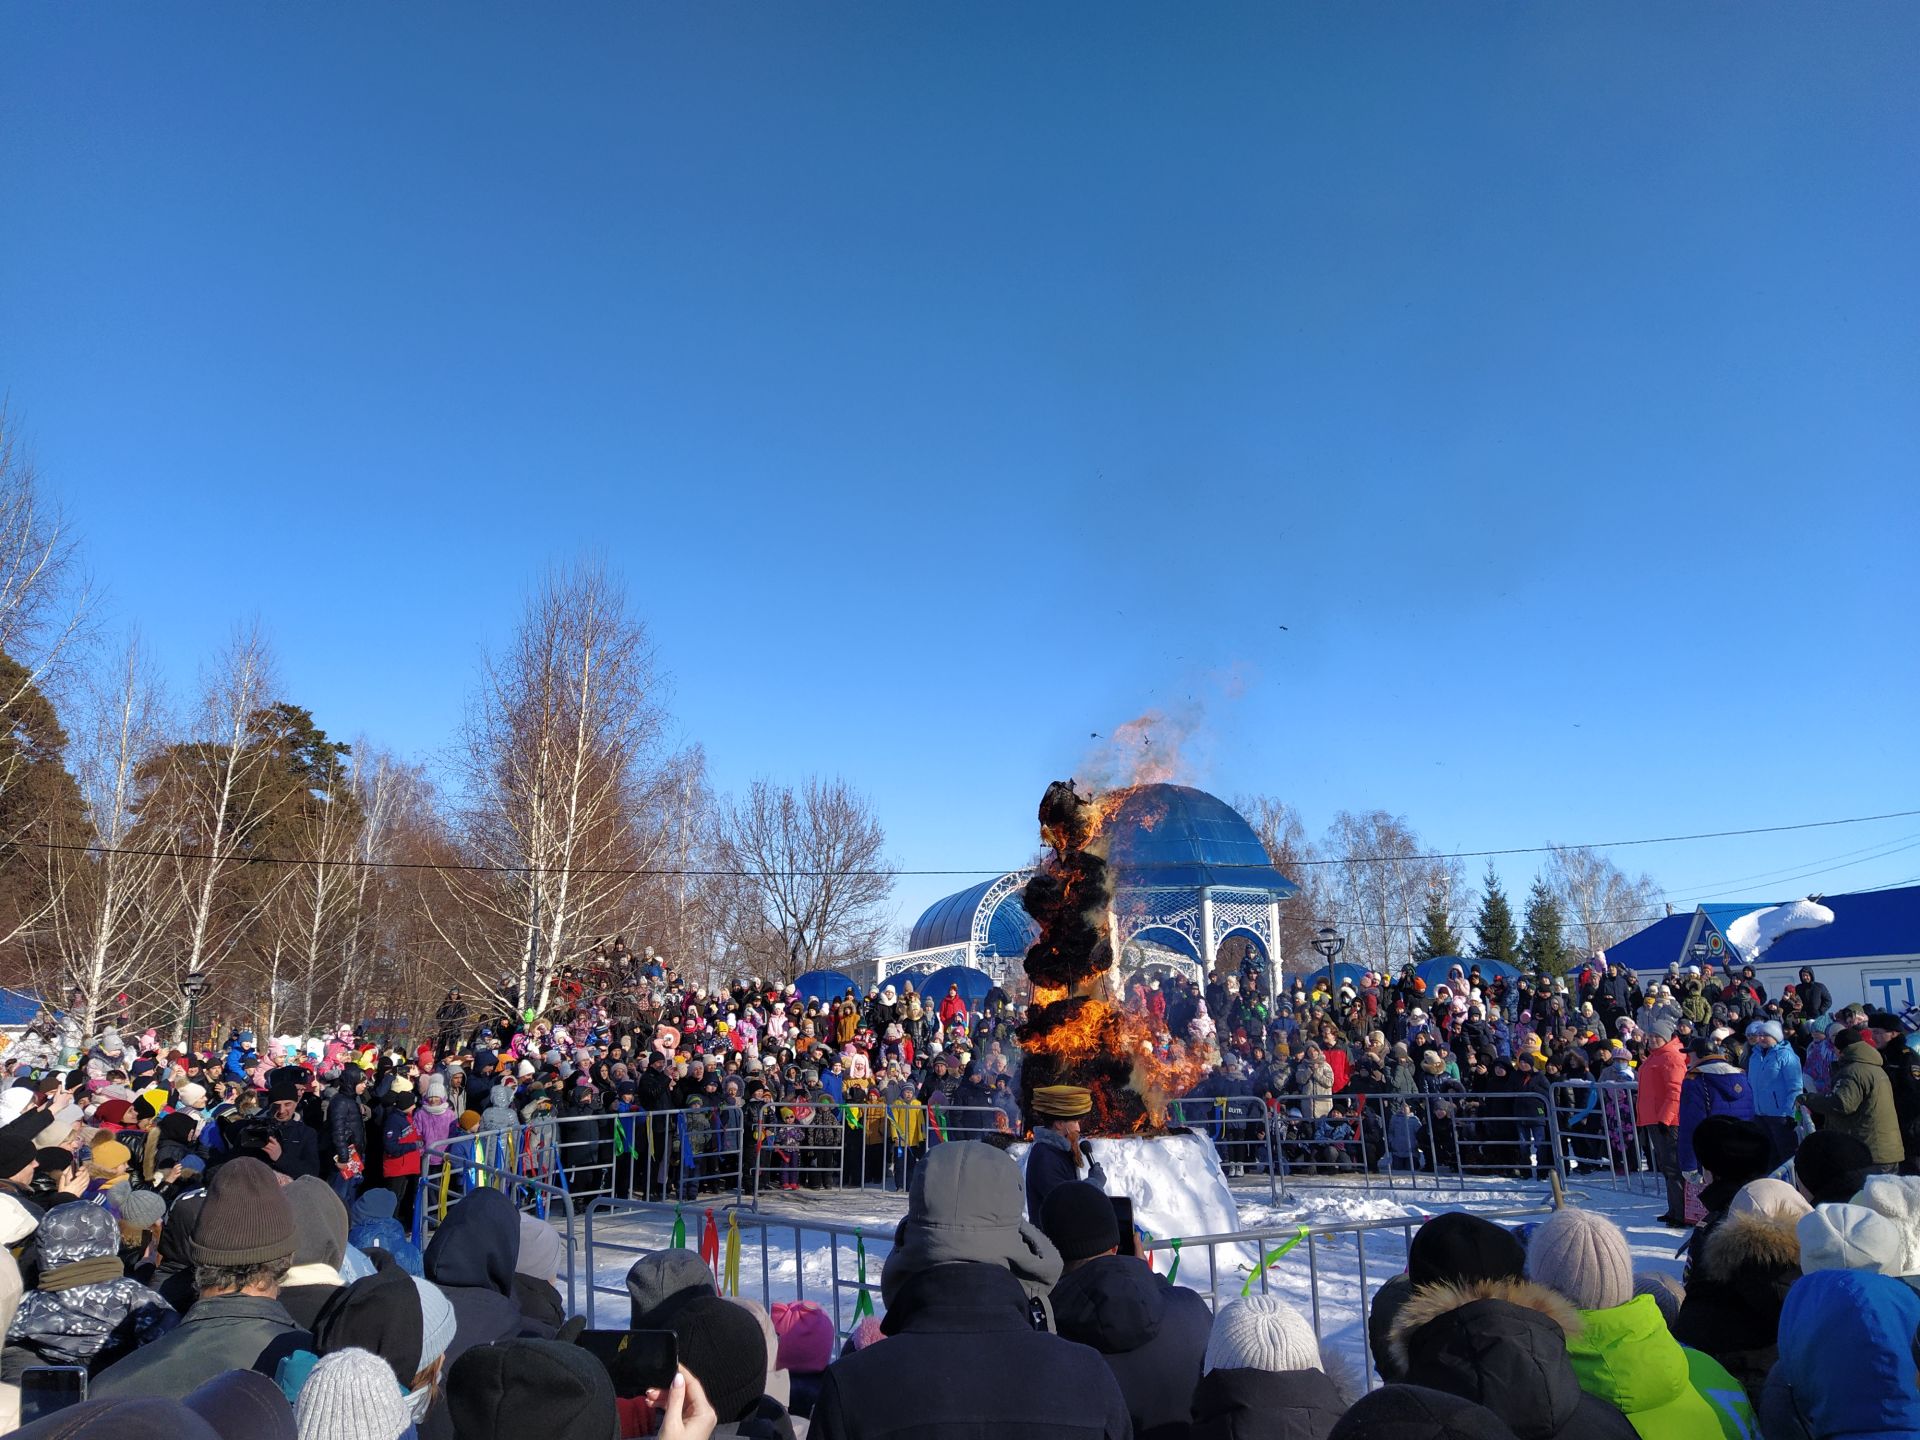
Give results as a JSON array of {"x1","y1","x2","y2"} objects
[
  {"x1": 1801, "y1": 1041, "x2": 1903, "y2": 1164},
  {"x1": 1566, "y1": 1295, "x2": 1755, "y2": 1440}
]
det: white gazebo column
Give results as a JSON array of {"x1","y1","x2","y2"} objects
[
  {"x1": 1199, "y1": 887, "x2": 1216, "y2": 978},
  {"x1": 1267, "y1": 897, "x2": 1283, "y2": 999}
]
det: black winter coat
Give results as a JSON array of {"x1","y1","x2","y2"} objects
[
  {"x1": 1053, "y1": 1255, "x2": 1211, "y2": 1440},
  {"x1": 1390, "y1": 1277, "x2": 1639, "y2": 1440},
  {"x1": 327, "y1": 1066, "x2": 367, "y2": 1165},
  {"x1": 1190, "y1": 1368, "x2": 1344, "y2": 1440},
  {"x1": 421, "y1": 1188, "x2": 524, "y2": 1363},
  {"x1": 812, "y1": 1262, "x2": 1130, "y2": 1440},
  {"x1": 1670, "y1": 1210, "x2": 1801, "y2": 1405},
  {"x1": 271, "y1": 1116, "x2": 324, "y2": 1180}
]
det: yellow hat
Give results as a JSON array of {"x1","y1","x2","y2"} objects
[
  {"x1": 1031, "y1": 1085, "x2": 1092, "y2": 1120},
  {"x1": 89, "y1": 1139, "x2": 131, "y2": 1177}
]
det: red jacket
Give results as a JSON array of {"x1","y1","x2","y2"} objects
[{"x1": 1635, "y1": 1040, "x2": 1686, "y2": 1127}]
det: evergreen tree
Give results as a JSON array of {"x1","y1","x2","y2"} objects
[
  {"x1": 1520, "y1": 875, "x2": 1569, "y2": 975},
  {"x1": 1471, "y1": 862, "x2": 1520, "y2": 964},
  {"x1": 1410, "y1": 884, "x2": 1462, "y2": 963}
]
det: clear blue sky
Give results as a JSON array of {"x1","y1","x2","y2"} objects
[{"x1": 3, "y1": 4, "x2": 1916, "y2": 942}]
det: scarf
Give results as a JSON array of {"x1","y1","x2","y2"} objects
[{"x1": 39, "y1": 1255, "x2": 127, "y2": 1291}]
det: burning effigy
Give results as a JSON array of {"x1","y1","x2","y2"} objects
[{"x1": 1017, "y1": 780, "x2": 1219, "y2": 1134}]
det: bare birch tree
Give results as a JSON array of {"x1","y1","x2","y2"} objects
[
  {"x1": 438, "y1": 561, "x2": 670, "y2": 1013},
  {"x1": 44, "y1": 636, "x2": 182, "y2": 1037},
  {"x1": 1236, "y1": 793, "x2": 1332, "y2": 973},
  {"x1": 711, "y1": 776, "x2": 892, "y2": 983},
  {"x1": 1547, "y1": 845, "x2": 1666, "y2": 956},
  {"x1": 1322, "y1": 810, "x2": 1464, "y2": 974}
]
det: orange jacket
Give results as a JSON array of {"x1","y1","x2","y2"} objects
[{"x1": 1635, "y1": 1040, "x2": 1686, "y2": 1127}]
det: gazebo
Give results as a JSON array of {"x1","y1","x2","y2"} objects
[{"x1": 863, "y1": 784, "x2": 1300, "y2": 995}]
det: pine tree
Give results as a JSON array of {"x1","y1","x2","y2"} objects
[
  {"x1": 1410, "y1": 884, "x2": 1462, "y2": 962},
  {"x1": 1520, "y1": 876, "x2": 1569, "y2": 975},
  {"x1": 1471, "y1": 862, "x2": 1520, "y2": 964}
]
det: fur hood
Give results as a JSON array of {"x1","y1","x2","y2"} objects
[
  {"x1": 1387, "y1": 1274, "x2": 1582, "y2": 1373},
  {"x1": 1701, "y1": 1210, "x2": 1800, "y2": 1281}
]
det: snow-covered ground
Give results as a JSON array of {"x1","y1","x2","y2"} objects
[{"x1": 564, "y1": 1164, "x2": 1687, "y2": 1387}]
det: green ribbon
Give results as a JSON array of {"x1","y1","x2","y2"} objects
[
  {"x1": 1240, "y1": 1226, "x2": 1310, "y2": 1297},
  {"x1": 852, "y1": 1229, "x2": 875, "y2": 1322},
  {"x1": 671, "y1": 1204, "x2": 686, "y2": 1250},
  {"x1": 1164, "y1": 1236, "x2": 1180, "y2": 1284}
]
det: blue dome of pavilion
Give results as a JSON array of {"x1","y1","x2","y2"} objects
[{"x1": 1101, "y1": 784, "x2": 1300, "y2": 893}]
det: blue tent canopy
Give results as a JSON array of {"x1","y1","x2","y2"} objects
[
  {"x1": 918, "y1": 966, "x2": 996, "y2": 1009},
  {"x1": 792, "y1": 970, "x2": 860, "y2": 1006},
  {"x1": 1299, "y1": 962, "x2": 1368, "y2": 990},
  {"x1": 0, "y1": 989, "x2": 42, "y2": 1027},
  {"x1": 1414, "y1": 956, "x2": 1522, "y2": 991}
]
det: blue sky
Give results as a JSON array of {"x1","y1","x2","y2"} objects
[{"x1": 2, "y1": 4, "x2": 1916, "y2": 940}]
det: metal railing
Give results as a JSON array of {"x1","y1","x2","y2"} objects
[
  {"x1": 412, "y1": 1127, "x2": 584, "y2": 1316},
  {"x1": 578, "y1": 1190, "x2": 1562, "y2": 1390}
]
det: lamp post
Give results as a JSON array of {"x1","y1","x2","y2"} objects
[
  {"x1": 1313, "y1": 925, "x2": 1345, "y2": 981},
  {"x1": 181, "y1": 968, "x2": 209, "y2": 1059}
]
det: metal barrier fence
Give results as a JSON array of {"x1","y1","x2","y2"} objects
[
  {"x1": 579, "y1": 1191, "x2": 1561, "y2": 1389},
  {"x1": 747, "y1": 1101, "x2": 1021, "y2": 1201},
  {"x1": 412, "y1": 1128, "x2": 584, "y2": 1316}
]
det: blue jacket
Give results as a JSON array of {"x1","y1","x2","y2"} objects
[
  {"x1": 1763, "y1": 1270, "x2": 1920, "y2": 1440},
  {"x1": 1747, "y1": 1043, "x2": 1803, "y2": 1118},
  {"x1": 1677, "y1": 1062, "x2": 1755, "y2": 1172}
]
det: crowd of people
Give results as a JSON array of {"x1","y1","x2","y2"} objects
[{"x1": 0, "y1": 943, "x2": 1910, "y2": 1438}]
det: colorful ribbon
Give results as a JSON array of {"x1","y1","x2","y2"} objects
[{"x1": 1240, "y1": 1226, "x2": 1310, "y2": 1297}]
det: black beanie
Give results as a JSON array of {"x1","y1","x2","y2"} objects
[
  {"x1": 448, "y1": 1339, "x2": 616, "y2": 1440},
  {"x1": 314, "y1": 1263, "x2": 424, "y2": 1389},
  {"x1": 1691, "y1": 1116, "x2": 1771, "y2": 1184},
  {"x1": 188, "y1": 1156, "x2": 297, "y2": 1267},
  {"x1": 1407, "y1": 1213, "x2": 1526, "y2": 1289},
  {"x1": 1794, "y1": 1129, "x2": 1874, "y2": 1205},
  {"x1": 669, "y1": 1294, "x2": 769, "y2": 1424},
  {"x1": 1039, "y1": 1180, "x2": 1121, "y2": 1262},
  {"x1": 0, "y1": 1134, "x2": 37, "y2": 1180}
]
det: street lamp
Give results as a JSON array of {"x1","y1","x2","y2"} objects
[
  {"x1": 1313, "y1": 925, "x2": 1345, "y2": 983},
  {"x1": 181, "y1": 969, "x2": 209, "y2": 1058}
]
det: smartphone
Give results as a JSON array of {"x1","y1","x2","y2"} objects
[
  {"x1": 20, "y1": 1367, "x2": 86, "y2": 1422},
  {"x1": 1110, "y1": 1195, "x2": 1135, "y2": 1249},
  {"x1": 575, "y1": 1329, "x2": 677, "y2": 1397}
]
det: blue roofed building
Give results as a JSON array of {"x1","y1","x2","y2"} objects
[{"x1": 855, "y1": 784, "x2": 1301, "y2": 994}]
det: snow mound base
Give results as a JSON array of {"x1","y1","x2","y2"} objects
[{"x1": 1726, "y1": 899, "x2": 1835, "y2": 963}]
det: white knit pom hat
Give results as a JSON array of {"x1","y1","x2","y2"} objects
[
  {"x1": 295, "y1": 1346, "x2": 411, "y2": 1440},
  {"x1": 1203, "y1": 1295, "x2": 1322, "y2": 1374}
]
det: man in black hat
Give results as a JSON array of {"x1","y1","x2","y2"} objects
[{"x1": 268, "y1": 1078, "x2": 323, "y2": 1180}]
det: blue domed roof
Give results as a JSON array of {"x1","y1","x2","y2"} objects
[
  {"x1": 907, "y1": 786, "x2": 1298, "y2": 955},
  {"x1": 908, "y1": 874, "x2": 1041, "y2": 956},
  {"x1": 1102, "y1": 784, "x2": 1300, "y2": 893}
]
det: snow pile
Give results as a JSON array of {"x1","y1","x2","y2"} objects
[{"x1": 1725, "y1": 899, "x2": 1836, "y2": 963}]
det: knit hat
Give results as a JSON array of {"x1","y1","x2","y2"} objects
[
  {"x1": 189, "y1": 1155, "x2": 297, "y2": 1267},
  {"x1": 288, "y1": 1175, "x2": 351, "y2": 1269},
  {"x1": 0, "y1": 1193, "x2": 38, "y2": 1246},
  {"x1": 295, "y1": 1348, "x2": 412, "y2": 1440},
  {"x1": 1328, "y1": 1384, "x2": 1522, "y2": 1440},
  {"x1": 1030, "y1": 1085, "x2": 1092, "y2": 1120},
  {"x1": 182, "y1": 1368, "x2": 296, "y2": 1440},
  {"x1": 414, "y1": 1277, "x2": 456, "y2": 1371},
  {"x1": 115, "y1": 1187, "x2": 169, "y2": 1231},
  {"x1": 1524, "y1": 1207, "x2": 1632, "y2": 1310},
  {"x1": 178, "y1": 1081, "x2": 209, "y2": 1110},
  {"x1": 314, "y1": 1263, "x2": 425, "y2": 1389},
  {"x1": 1632, "y1": 1271, "x2": 1686, "y2": 1326},
  {"x1": 669, "y1": 1295, "x2": 769, "y2": 1424},
  {"x1": 457, "y1": 1110, "x2": 483, "y2": 1132},
  {"x1": 1648, "y1": 1017, "x2": 1677, "y2": 1044},
  {"x1": 448, "y1": 1339, "x2": 616, "y2": 1440},
  {"x1": 424, "y1": 1076, "x2": 448, "y2": 1101},
  {"x1": 513, "y1": 1215, "x2": 564, "y2": 1285},
  {"x1": 1039, "y1": 1180, "x2": 1121, "y2": 1263},
  {"x1": 0, "y1": 1135, "x2": 34, "y2": 1180},
  {"x1": 1691, "y1": 1116, "x2": 1771, "y2": 1184},
  {"x1": 1793, "y1": 1130, "x2": 1874, "y2": 1205},
  {"x1": 625, "y1": 1248, "x2": 716, "y2": 1328},
  {"x1": 88, "y1": 1139, "x2": 131, "y2": 1178},
  {"x1": 1798, "y1": 1203, "x2": 1910, "y2": 1275},
  {"x1": 1729, "y1": 1177, "x2": 1813, "y2": 1227},
  {"x1": 1408, "y1": 1213, "x2": 1526, "y2": 1289},
  {"x1": 770, "y1": 1300, "x2": 835, "y2": 1374},
  {"x1": 1203, "y1": 1295, "x2": 1322, "y2": 1374}
]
